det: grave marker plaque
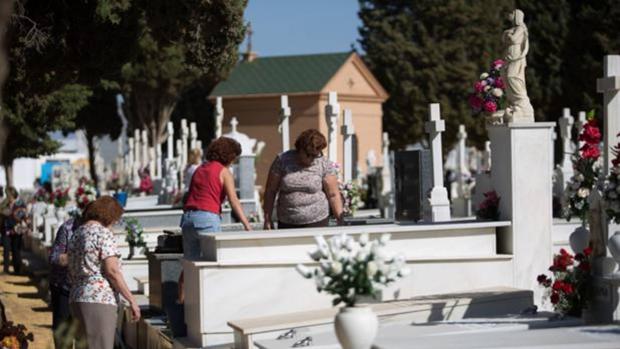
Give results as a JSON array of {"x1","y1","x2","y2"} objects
[{"x1": 394, "y1": 149, "x2": 432, "y2": 222}]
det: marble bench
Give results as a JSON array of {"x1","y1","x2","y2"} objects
[{"x1": 227, "y1": 287, "x2": 533, "y2": 349}]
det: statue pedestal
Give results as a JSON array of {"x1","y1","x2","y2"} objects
[{"x1": 585, "y1": 275, "x2": 620, "y2": 324}]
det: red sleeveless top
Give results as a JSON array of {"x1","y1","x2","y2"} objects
[{"x1": 184, "y1": 161, "x2": 226, "y2": 214}]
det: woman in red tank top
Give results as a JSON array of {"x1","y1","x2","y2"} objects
[
  {"x1": 181, "y1": 137, "x2": 252, "y2": 258},
  {"x1": 178, "y1": 137, "x2": 252, "y2": 303}
]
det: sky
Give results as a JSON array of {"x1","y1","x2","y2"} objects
[{"x1": 241, "y1": 0, "x2": 362, "y2": 57}]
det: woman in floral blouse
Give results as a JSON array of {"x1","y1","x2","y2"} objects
[{"x1": 68, "y1": 196, "x2": 140, "y2": 349}]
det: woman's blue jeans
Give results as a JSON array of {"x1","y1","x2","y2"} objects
[{"x1": 180, "y1": 210, "x2": 221, "y2": 260}]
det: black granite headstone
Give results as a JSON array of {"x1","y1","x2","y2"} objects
[{"x1": 394, "y1": 149, "x2": 432, "y2": 222}]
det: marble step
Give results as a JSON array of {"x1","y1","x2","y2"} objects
[{"x1": 228, "y1": 287, "x2": 533, "y2": 349}]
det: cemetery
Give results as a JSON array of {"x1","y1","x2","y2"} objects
[{"x1": 0, "y1": 3, "x2": 620, "y2": 349}]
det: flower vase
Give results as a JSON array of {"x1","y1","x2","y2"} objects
[
  {"x1": 55, "y1": 207, "x2": 67, "y2": 223},
  {"x1": 484, "y1": 110, "x2": 505, "y2": 126},
  {"x1": 127, "y1": 245, "x2": 135, "y2": 260},
  {"x1": 334, "y1": 306, "x2": 378, "y2": 349},
  {"x1": 569, "y1": 223, "x2": 590, "y2": 255},
  {"x1": 608, "y1": 231, "x2": 620, "y2": 275}
]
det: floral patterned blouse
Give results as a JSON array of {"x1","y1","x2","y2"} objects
[
  {"x1": 68, "y1": 222, "x2": 121, "y2": 305},
  {"x1": 269, "y1": 150, "x2": 337, "y2": 225}
]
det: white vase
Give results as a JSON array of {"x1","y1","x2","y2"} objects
[
  {"x1": 569, "y1": 224, "x2": 590, "y2": 255},
  {"x1": 609, "y1": 231, "x2": 620, "y2": 273},
  {"x1": 334, "y1": 306, "x2": 378, "y2": 349},
  {"x1": 56, "y1": 208, "x2": 67, "y2": 223}
]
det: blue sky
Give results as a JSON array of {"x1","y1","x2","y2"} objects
[{"x1": 241, "y1": 0, "x2": 362, "y2": 57}]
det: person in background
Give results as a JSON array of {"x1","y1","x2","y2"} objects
[
  {"x1": 263, "y1": 129, "x2": 344, "y2": 229},
  {"x1": 184, "y1": 148, "x2": 203, "y2": 192},
  {"x1": 177, "y1": 137, "x2": 251, "y2": 304},
  {"x1": 49, "y1": 207, "x2": 86, "y2": 349},
  {"x1": 1, "y1": 187, "x2": 25, "y2": 274},
  {"x1": 68, "y1": 196, "x2": 140, "y2": 349}
]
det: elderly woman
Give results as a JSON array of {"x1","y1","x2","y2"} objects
[
  {"x1": 1, "y1": 186, "x2": 25, "y2": 274},
  {"x1": 68, "y1": 196, "x2": 140, "y2": 349},
  {"x1": 263, "y1": 129, "x2": 344, "y2": 229}
]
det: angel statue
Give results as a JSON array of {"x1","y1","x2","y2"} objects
[{"x1": 501, "y1": 9, "x2": 534, "y2": 123}]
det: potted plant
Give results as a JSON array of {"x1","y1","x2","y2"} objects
[
  {"x1": 476, "y1": 190, "x2": 500, "y2": 220},
  {"x1": 0, "y1": 321, "x2": 34, "y2": 349},
  {"x1": 564, "y1": 112, "x2": 600, "y2": 254},
  {"x1": 296, "y1": 233, "x2": 409, "y2": 349},
  {"x1": 124, "y1": 217, "x2": 148, "y2": 260},
  {"x1": 468, "y1": 59, "x2": 506, "y2": 125},
  {"x1": 537, "y1": 247, "x2": 592, "y2": 317}
]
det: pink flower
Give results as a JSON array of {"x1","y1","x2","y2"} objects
[
  {"x1": 474, "y1": 81, "x2": 484, "y2": 93},
  {"x1": 494, "y1": 77, "x2": 505, "y2": 89},
  {"x1": 493, "y1": 59, "x2": 505, "y2": 67},
  {"x1": 483, "y1": 101, "x2": 497, "y2": 113},
  {"x1": 468, "y1": 95, "x2": 483, "y2": 110}
]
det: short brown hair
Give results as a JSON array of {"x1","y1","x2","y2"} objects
[
  {"x1": 206, "y1": 137, "x2": 242, "y2": 165},
  {"x1": 294, "y1": 129, "x2": 327, "y2": 167},
  {"x1": 188, "y1": 148, "x2": 203, "y2": 165},
  {"x1": 82, "y1": 196, "x2": 124, "y2": 227}
]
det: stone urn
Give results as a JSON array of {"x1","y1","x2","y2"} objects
[
  {"x1": 569, "y1": 223, "x2": 590, "y2": 255},
  {"x1": 485, "y1": 110, "x2": 505, "y2": 126},
  {"x1": 334, "y1": 306, "x2": 378, "y2": 349},
  {"x1": 608, "y1": 231, "x2": 620, "y2": 275}
]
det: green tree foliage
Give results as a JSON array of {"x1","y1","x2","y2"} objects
[
  {"x1": 121, "y1": 0, "x2": 247, "y2": 146},
  {"x1": 358, "y1": 0, "x2": 514, "y2": 150},
  {"x1": 1, "y1": 1, "x2": 93, "y2": 185}
]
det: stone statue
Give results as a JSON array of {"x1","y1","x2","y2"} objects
[{"x1": 501, "y1": 9, "x2": 534, "y2": 123}]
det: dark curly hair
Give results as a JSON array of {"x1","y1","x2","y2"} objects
[
  {"x1": 82, "y1": 196, "x2": 124, "y2": 227},
  {"x1": 294, "y1": 129, "x2": 327, "y2": 167},
  {"x1": 206, "y1": 137, "x2": 242, "y2": 165}
]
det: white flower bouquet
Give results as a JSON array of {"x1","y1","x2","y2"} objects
[
  {"x1": 339, "y1": 181, "x2": 362, "y2": 217},
  {"x1": 296, "y1": 233, "x2": 410, "y2": 307}
]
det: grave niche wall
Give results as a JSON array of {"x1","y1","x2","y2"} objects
[{"x1": 394, "y1": 149, "x2": 432, "y2": 222}]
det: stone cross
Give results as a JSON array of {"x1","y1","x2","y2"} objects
[
  {"x1": 423, "y1": 103, "x2": 451, "y2": 222},
  {"x1": 190, "y1": 122, "x2": 198, "y2": 150},
  {"x1": 155, "y1": 143, "x2": 162, "y2": 179},
  {"x1": 181, "y1": 119, "x2": 189, "y2": 169},
  {"x1": 149, "y1": 147, "x2": 156, "y2": 177},
  {"x1": 128, "y1": 137, "x2": 135, "y2": 181},
  {"x1": 381, "y1": 132, "x2": 392, "y2": 195},
  {"x1": 166, "y1": 122, "x2": 174, "y2": 161},
  {"x1": 215, "y1": 97, "x2": 224, "y2": 139},
  {"x1": 196, "y1": 140, "x2": 203, "y2": 152},
  {"x1": 141, "y1": 129, "x2": 148, "y2": 170},
  {"x1": 575, "y1": 111, "x2": 587, "y2": 149},
  {"x1": 558, "y1": 108, "x2": 574, "y2": 174},
  {"x1": 176, "y1": 138, "x2": 184, "y2": 189},
  {"x1": 279, "y1": 95, "x2": 291, "y2": 152},
  {"x1": 134, "y1": 129, "x2": 141, "y2": 170},
  {"x1": 325, "y1": 91, "x2": 340, "y2": 163},
  {"x1": 457, "y1": 124, "x2": 470, "y2": 197},
  {"x1": 230, "y1": 117, "x2": 239, "y2": 133},
  {"x1": 482, "y1": 141, "x2": 492, "y2": 172},
  {"x1": 598, "y1": 55, "x2": 620, "y2": 175},
  {"x1": 341, "y1": 109, "x2": 355, "y2": 182}
]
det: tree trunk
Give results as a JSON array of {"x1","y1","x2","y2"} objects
[
  {"x1": 86, "y1": 132, "x2": 98, "y2": 188},
  {"x1": 4, "y1": 161, "x2": 12, "y2": 187}
]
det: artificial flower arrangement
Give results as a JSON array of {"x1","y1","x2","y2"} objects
[
  {"x1": 468, "y1": 59, "x2": 506, "y2": 116},
  {"x1": 74, "y1": 180, "x2": 97, "y2": 210},
  {"x1": 476, "y1": 190, "x2": 501, "y2": 220},
  {"x1": 32, "y1": 187, "x2": 51, "y2": 203},
  {"x1": 123, "y1": 217, "x2": 148, "y2": 259},
  {"x1": 603, "y1": 132, "x2": 620, "y2": 223},
  {"x1": 536, "y1": 247, "x2": 592, "y2": 316},
  {"x1": 340, "y1": 182, "x2": 362, "y2": 217},
  {"x1": 563, "y1": 112, "x2": 601, "y2": 222},
  {"x1": 296, "y1": 233, "x2": 410, "y2": 306},
  {"x1": 0, "y1": 321, "x2": 34, "y2": 349},
  {"x1": 50, "y1": 187, "x2": 70, "y2": 208}
]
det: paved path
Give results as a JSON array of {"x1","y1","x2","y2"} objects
[{"x1": 0, "y1": 247, "x2": 53, "y2": 349}]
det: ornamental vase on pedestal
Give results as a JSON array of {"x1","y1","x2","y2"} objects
[
  {"x1": 608, "y1": 231, "x2": 620, "y2": 274},
  {"x1": 569, "y1": 223, "x2": 590, "y2": 255},
  {"x1": 334, "y1": 306, "x2": 378, "y2": 349}
]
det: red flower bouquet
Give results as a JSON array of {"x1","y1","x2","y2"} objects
[
  {"x1": 469, "y1": 59, "x2": 506, "y2": 117},
  {"x1": 476, "y1": 190, "x2": 500, "y2": 220},
  {"x1": 537, "y1": 247, "x2": 592, "y2": 316},
  {"x1": 564, "y1": 111, "x2": 600, "y2": 222}
]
